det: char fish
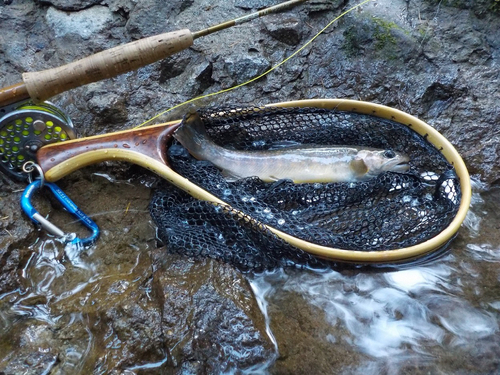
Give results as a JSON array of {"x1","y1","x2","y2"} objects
[{"x1": 173, "y1": 113, "x2": 410, "y2": 183}]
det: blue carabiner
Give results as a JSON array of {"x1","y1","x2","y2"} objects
[{"x1": 21, "y1": 180, "x2": 99, "y2": 247}]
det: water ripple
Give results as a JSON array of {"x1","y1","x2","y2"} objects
[
  {"x1": 466, "y1": 243, "x2": 500, "y2": 262},
  {"x1": 258, "y1": 251, "x2": 500, "y2": 371}
]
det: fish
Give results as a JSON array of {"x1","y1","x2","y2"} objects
[{"x1": 173, "y1": 112, "x2": 410, "y2": 183}]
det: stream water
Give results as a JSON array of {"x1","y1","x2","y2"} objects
[
  {"x1": 250, "y1": 180, "x2": 500, "y2": 373},
  {"x1": 1, "y1": 176, "x2": 499, "y2": 374}
]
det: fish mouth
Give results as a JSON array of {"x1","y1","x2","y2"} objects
[
  {"x1": 391, "y1": 161, "x2": 411, "y2": 172},
  {"x1": 382, "y1": 153, "x2": 411, "y2": 173},
  {"x1": 382, "y1": 157, "x2": 410, "y2": 172}
]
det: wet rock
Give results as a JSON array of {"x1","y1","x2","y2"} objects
[
  {"x1": 125, "y1": 0, "x2": 195, "y2": 37},
  {"x1": 38, "y1": 0, "x2": 102, "y2": 12},
  {"x1": 0, "y1": 188, "x2": 34, "y2": 295},
  {"x1": 420, "y1": 78, "x2": 469, "y2": 117},
  {"x1": 0, "y1": 244, "x2": 22, "y2": 296},
  {"x1": 235, "y1": 0, "x2": 282, "y2": 10},
  {"x1": 161, "y1": 57, "x2": 215, "y2": 97},
  {"x1": 262, "y1": 14, "x2": 302, "y2": 46},
  {"x1": 45, "y1": 5, "x2": 115, "y2": 39},
  {"x1": 0, "y1": 342, "x2": 58, "y2": 374},
  {"x1": 0, "y1": 173, "x2": 274, "y2": 373},
  {"x1": 152, "y1": 252, "x2": 276, "y2": 372},
  {"x1": 159, "y1": 55, "x2": 192, "y2": 83},
  {"x1": 219, "y1": 54, "x2": 271, "y2": 86},
  {"x1": 451, "y1": 31, "x2": 490, "y2": 64},
  {"x1": 190, "y1": 60, "x2": 215, "y2": 94},
  {"x1": 305, "y1": 0, "x2": 346, "y2": 13},
  {"x1": 0, "y1": 176, "x2": 166, "y2": 374},
  {"x1": 341, "y1": 13, "x2": 416, "y2": 61},
  {"x1": 86, "y1": 91, "x2": 129, "y2": 127},
  {"x1": 431, "y1": 9, "x2": 491, "y2": 64},
  {"x1": 1, "y1": 0, "x2": 500, "y2": 372},
  {"x1": 90, "y1": 275, "x2": 166, "y2": 372},
  {"x1": 266, "y1": 276, "x2": 361, "y2": 374},
  {"x1": 423, "y1": 0, "x2": 500, "y2": 18},
  {"x1": 105, "y1": 0, "x2": 136, "y2": 16}
]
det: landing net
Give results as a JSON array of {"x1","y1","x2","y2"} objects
[{"x1": 150, "y1": 106, "x2": 461, "y2": 271}]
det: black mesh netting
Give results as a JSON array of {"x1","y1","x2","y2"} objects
[{"x1": 150, "y1": 106, "x2": 461, "y2": 271}]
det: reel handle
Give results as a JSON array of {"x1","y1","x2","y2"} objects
[{"x1": 23, "y1": 29, "x2": 193, "y2": 103}]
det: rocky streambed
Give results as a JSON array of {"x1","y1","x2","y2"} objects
[{"x1": 1, "y1": 0, "x2": 500, "y2": 373}]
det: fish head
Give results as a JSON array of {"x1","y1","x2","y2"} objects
[{"x1": 357, "y1": 149, "x2": 410, "y2": 178}]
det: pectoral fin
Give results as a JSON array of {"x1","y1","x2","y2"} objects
[{"x1": 350, "y1": 158, "x2": 369, "y2": 176}]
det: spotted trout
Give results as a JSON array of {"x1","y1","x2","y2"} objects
[{"x1": 173, "y1": 113, "x2": 410, "y2": 183}]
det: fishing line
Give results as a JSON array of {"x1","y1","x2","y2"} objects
[{"x1": 134, "y1": 0, "x2": 374, "y2": 128}]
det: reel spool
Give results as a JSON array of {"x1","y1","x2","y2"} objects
[{"x1": 0, "y1": 102, "x2": 76, "y2": 180}]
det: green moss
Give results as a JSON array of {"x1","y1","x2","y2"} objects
[
  {"x1": 372, "y1": 18, "x2": 400, "y2": 51},
  {"x1": 342, "y1": 24, "x2": 370, "y2": 57},
  {"x1": 417, "y1": 26, "x2": 428, "y2": 39},
  {"x1": 491, "y1": 0, "x2": 500, "y2": 12},
  {"x1": 341, "y1": 16, "x2": 409, "y2": 60}
]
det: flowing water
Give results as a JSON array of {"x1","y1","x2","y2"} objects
[
  {"x1": 1, "y1": 175, "x2": 499, "y2": 373},
  {"x1": 250, "y1": 180, "x2": 500, "y2": 373}
]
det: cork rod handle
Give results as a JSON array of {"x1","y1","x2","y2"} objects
[{"x1": 22, "y1": 29, "x2": 193, "y2": 103}]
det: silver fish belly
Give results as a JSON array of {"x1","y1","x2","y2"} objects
[{"x1": 211, "y1": 147, "x2": 366, "y2": 183}]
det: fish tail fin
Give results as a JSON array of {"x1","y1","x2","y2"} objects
[{"x1": 174, "y1": 112, "x2": 212, "y2": 158}]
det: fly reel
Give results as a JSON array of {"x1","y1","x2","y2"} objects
[{"x1": 0, "y1": 102, "x2": 76, "y2": 180}]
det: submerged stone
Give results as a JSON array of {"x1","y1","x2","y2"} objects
[{"x1": 152, "y1": 252, "x2": 276, "y2": 372}]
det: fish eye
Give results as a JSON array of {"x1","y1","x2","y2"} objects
[{"x1": 384, "y1": 150, "x2": 396, "y2": 159}]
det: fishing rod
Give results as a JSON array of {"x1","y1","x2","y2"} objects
[
  {"x1": 0, "y1": 0, "x2": 306, "y2": 180},
  {"x1": 0, "y1": 0, "x2": 306, "y2": 108}
]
